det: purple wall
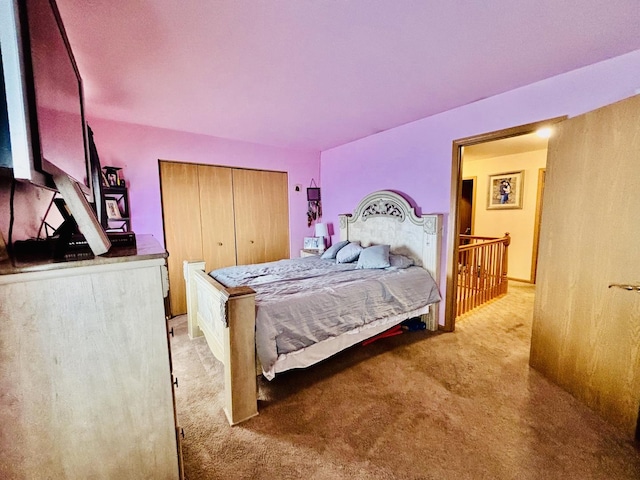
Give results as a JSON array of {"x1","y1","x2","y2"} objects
[
  {"x1": 86, "y1": 119, "x2": 321, "y2": 254},
  {"x1": 320, "y1": 49, "x2": 640, "y2": 324},
  {"x1": 3, "y1": 48, "x2": 638, "y2": 321}
]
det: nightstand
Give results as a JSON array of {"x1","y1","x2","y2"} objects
[{"x1": 300, "y1": 249, "x2": 320, "y2": 258}]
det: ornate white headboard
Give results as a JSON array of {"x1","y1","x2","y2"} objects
[{"x1": 338, "y1": 190, "x2": 443, "y2": 291}]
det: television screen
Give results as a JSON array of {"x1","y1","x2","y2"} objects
[
  {"x1": 26, "y1": 0, "x2": 89, "y2": 189},
  {"x1": 0, "y1": 0, "x2": 91, "y2": 196},
  {"x1": 1, "y1": 0, "x2": 110, "y2": 255}
]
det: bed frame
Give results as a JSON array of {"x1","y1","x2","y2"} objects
[{"x1": 183, "y1": 190, "x2": 442, "y2": 425}]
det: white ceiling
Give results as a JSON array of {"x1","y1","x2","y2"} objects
[
  {"x1": 56, "y1": 0, "x2": 640, "y2": 152},
  {"x1": 463, "y1": 132, "x2": 549, "y2": 161}
]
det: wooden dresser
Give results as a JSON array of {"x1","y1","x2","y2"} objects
[{"x1": 0, "y1": 235, "x2": 182, "y2": 479}]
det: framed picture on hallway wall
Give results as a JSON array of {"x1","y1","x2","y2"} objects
[{"x1": 487, "y1": 171, "x2": 524, "y2": 209}]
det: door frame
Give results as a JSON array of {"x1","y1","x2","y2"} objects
[{"x1": 443, "y1": 116, "x2": 566, "y2": 332}]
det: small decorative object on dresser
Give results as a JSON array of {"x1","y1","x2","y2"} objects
[
  {"x1": 102, "y1": 166, "x2": 122, "y2": 187},
  {"x1": 303, "y1": 236, "x2": 321, "y2": 250},
  {"x1": 103, "y1": 185, "x2": 131, "y2": 232},
  {"x1": 105, "y1": 198, "x2": 122, "y2": 219}
]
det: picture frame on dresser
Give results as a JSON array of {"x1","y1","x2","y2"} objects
[
  {"x1": 303, "y1": 236, "x2": 321, "y2": 250},
  {"x1": 105, "y1": 198, "x2": 122, "y2": 219}
]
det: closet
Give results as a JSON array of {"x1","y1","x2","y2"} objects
[{"x1": 160, "y1": 161, "x2": 289, "y2": 316}]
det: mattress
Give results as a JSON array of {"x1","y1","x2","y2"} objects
[{"x1": 210, "y1": 256, "x2": 441, "y2": 379}]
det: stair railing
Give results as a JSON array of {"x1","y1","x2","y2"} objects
[{"x1": 457, "y1": 233, "x2": 510, "y2": 317}]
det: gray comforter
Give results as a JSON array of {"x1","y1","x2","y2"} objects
[{"x1": 210, "y1": 256, "x2": 440, "y2": 377}]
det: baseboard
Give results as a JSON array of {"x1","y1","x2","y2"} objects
[{"x1": 507, "y1": 277, "x2": 534, "y2": 284}]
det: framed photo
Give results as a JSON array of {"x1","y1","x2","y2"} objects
[
  {"x1": 105, "y1": 198, "x2": 122, "y2": 219},
  {"x1": 303, "y1": 236, "x2": 321, "y2": 250},
  {"x1": 103, "y1": 166, "x2": 122, "y2": 187},
  {"x1": 487, "y1": 171, "x2": 524, "y2": 209},
  {"x1": 307, "y1": 187, "x2": 321, "y2": 201}
]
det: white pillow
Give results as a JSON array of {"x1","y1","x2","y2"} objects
[
  {"x1": 335, "y1": 241, "x2": 363, "y2": 263},
  {"x1": 356, "y1": 245, "x2": 390, "y2": 269}
]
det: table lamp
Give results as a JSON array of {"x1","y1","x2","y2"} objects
[{"x1": 315, "y1": 223, "x2": 328, "y2": 252}]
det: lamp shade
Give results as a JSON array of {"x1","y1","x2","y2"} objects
[{"x1": 315, "y1": 223, "x2": 328, "y2": 238}]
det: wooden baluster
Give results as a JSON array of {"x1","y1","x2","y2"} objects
[{"x1": 502, "y1": 233, "x2": 510, "y2": 294}]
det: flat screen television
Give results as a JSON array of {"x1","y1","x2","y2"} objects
[
  {"x1": 1, "y1": 0, "x2": 92, "y2": 195},
  {"x1": 0, "y1": 0, "x2": 110, "y2": 255}
]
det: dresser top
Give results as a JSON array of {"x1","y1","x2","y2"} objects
[{"x1": 0, "y1": 234, "x2": 167, "y2": 276}]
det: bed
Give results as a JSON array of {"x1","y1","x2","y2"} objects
[{"x1": 184, "y1": 190, "x2": 443, "y2": 425}]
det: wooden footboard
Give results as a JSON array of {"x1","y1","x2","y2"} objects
[{"x1": 183, "y1": 261, "x2": 258, "y2": 425}]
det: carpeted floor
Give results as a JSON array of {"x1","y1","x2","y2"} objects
[{"x1": 170, "y1": 281, "x2": 640, "y2": 479}]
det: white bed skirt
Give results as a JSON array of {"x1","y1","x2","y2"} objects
[{"x1": 266, "y1": 305, "x2": 430, "y2": 380}]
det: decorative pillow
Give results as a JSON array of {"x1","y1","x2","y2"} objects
[
  {"x1": 320, "y1": 240, "x2": 349, "y2": 259},
  {"x1": 388, "y1": 254, "x2": 415, "y2": 269},
  {"x1": 335, "y1": 241, "x2": 363, "y2": 264},
  {"x1": 356, "y1": 244, "x2": 391, "y2": 269}
]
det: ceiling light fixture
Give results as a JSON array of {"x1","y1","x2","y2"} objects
[{"x1": 536, "y1": 127, "x2": 552, "y2": 139}]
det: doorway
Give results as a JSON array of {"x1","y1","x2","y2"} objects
[
  {"x1": 459, "y1": 178, "x2": 475, "y2": 237},
  {"x1": 444, "y1": 117, "x2": 565, "y2": 331}
]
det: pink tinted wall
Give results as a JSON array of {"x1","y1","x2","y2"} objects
[
  {"x1": 320, "y1": 49, "x2": 640, "y2": 325},
  {"x1": 86, "y1": 118, "x2": 320, "y2": 254}
]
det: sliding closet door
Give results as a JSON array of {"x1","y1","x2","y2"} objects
[
  {"x1": 159, "y1": 161, "x2": 203, "y2": 316},
  {"x1": 198, "y1": 165, "x2": 236, "y2": 270},
  {"x1": 160, "y1": 163, "x2": 290, "y2": 315},
  {"x1": 233, "y1": 169, "x2": 289, "y2": 265}
]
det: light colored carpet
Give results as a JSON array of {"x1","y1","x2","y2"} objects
[{"x1": 170, "y1": 281, "x2": 640, "y2": 479}]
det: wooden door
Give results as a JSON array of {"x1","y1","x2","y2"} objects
[
  {"x1": 232, "y1": 169, "x2": 289, "y2": 265},
  {"x1": 459, "y1": 178, "x2": 475, "y2": 235},
  {"x1": 530, "y1": 94, "x2": 640, "y2": 437},
  {"x1": 159, "y1": 161, "x2": 203, "y2": 316},
  {"x1": 198, "y1": 165, "x2": 236, "y2": 270}
]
